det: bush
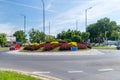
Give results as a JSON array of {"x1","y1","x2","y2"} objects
[
  {"x1": 86, "y1": 43, "x2": 92, "y2": 49},
  {"x1": 59, "y1": 43, "x2": 70, "y2": 50},
  {"x1": 24, "y1": 44, "x2": 42, "y2": 51},
  {"x1": 51, "y1": 44, "x2": 59, "y2": 49},
  {"x1": 58, "y1": 40, "x2": 67, "y2": 43},
  {"x1": 23, "y1": 41, "x2": 92, "y2": 51},
  {"x1": 71, "y1": 35, "x2": 82, "y2": 43},
  {"x1": 24, "y1": 45, "x2": 39, "y2": 51},
  {"x1": 44, "y1": 43, "x2": 52, "y2": 51},
  {"x1": 77, "y1": 43, "x2": 88, "y2": 49},
  {"x1": 68, "y1": 42, "x2": 77, "y2": 47},
  {"x1": 32, "y1": 43, "x2": 40, "y2": 46},
  {"x1": 50, "y1": 41, "x2": 59, "y2": 44}
]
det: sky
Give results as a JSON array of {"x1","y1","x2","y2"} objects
[{"x1": 0, "y1": 0, "x2": 120, "y2": 37}]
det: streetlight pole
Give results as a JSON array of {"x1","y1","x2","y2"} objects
[
  {"x1": 49, "y1": 22, "x2": 50, "y2": 36},
  {"x1": 85, "y1": 7, "x2": 92, "y2": 31},
  {"x1": 21, "y1": 15, "x2": 26, "y2": 35},
  {"x1": 41, "y1": 0, "x2": 45, "y2": 41},
  {"x1": 20, "y1": 15, "x2": 26, "y2": 46},
  {"x1": 24, "y1": 15, "x2": 26, "y2": 34},
  {"x1": 49, "y1": 22, "x2": 51, "y2": 40},
  {"x1": 76, "y1": 19, "x2": 78, "y2": 31}
]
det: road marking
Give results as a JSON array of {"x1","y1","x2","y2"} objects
[
  {"x1": 98, "y1": 68, "x2": 114, "y2": 72},
  {"x1": 68, "y1": 70, "x2": 83, "y2": 73},
  {"x1": 32, "y1": 71, "x2": 50, "y2": 74}
]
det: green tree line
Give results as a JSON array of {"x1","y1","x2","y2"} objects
[
  {"x1": 87, "y1": 17, "x2": 120, "y2": 43},
  {"x1": 1, "y1": 17, "x2": 120, "y2": 46}
]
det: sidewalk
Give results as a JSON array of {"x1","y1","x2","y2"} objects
[{"x1": 7, "y1": 49, "x2": 104, "y2": 56}]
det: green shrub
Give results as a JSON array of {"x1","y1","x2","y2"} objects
[
  {"x1": 68, "y1": 42, "x2": 77, "y2": 47},
  {"x1": 31, "y1": 43, "x2": 39, "y2": 46},
  {"x1": 50, "y1": 41, "x2": 59, "y2": 44}
]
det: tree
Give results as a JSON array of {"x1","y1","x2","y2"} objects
[
  {"x1": 13, "y1": 30, "x2": 26, "y2": 42},
  {"x1": 71, "y1": 35, "x2": 82, "y2": 42},
  {"x1": 57, "y1": 29, "x2": 82, "y2": 42},
  {"x1": 86, "y1": 17, "x2": 120, "y2": 42},
  {"x1": 29, "y1": 28, "x2": 45, "y2": 43},
  {"x1": 45, "y1": 35, "x2": 56, "y2": 42},
  {"x1": 82, "y1": 32, "x2": 90, "y2": 42},
  {"x1": 111, "y1": 30, "x2": 120, "y2": 40},
  {"x1": 0, "y1": 33, "x2": 7, "y2": 47}
]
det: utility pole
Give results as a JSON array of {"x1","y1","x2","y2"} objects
[
  {"x1": 21, "y1": 14, "x2": 26, "y2": 46},
  {"x1": 41, "y1": 0, "x2": 45, "y2": 41},
  {"x1": 49, "y1": 22, "x2": 51, "y2": 40},
  {"x1": 24, "y1": 16, "x2": 26, "y2": 34},
  {"x1": 85, "y1": 7, "x2": 92, "y2": 31},
  {"x1": 21, "y1": 15, "x2": 26, "y2": 34},
  {"x1": 49, "y1": 22, "x2": 51, "y2": 36},
  {"x1": 76, "y1": 20, "x2": 78, "y2": 31}
]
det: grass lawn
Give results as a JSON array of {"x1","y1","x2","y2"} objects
[
  {"x1": 93, "y1": 46, "x2": 116, "y2": 49},
  {"x1": 0, "y1": 71, "x2": 41, "y2": 80},
  {"x1": 0, "y1": 47, "x2": 9, "y2": 51}
]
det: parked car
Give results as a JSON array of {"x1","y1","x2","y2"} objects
[
  {"x1": 9, "y1": 44, "x2": 21, "y2": 50},
  {"x1": 116, "y1": 45, "x2": 120, "y2": 50}
]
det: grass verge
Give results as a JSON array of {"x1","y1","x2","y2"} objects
[
  {"x1": 93, "y1": 46, "x2": 116, "y2": 49},
  {"x1": 0, "y1": 71, "x2": 41, "y2": 80},
  {"x1": 0, "y1": 47, "x2": 9, "y2": 51}
]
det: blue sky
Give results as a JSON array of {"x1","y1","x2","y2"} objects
[{"x1": 0, "y1": 0, "x2": 120, "y2": 37}]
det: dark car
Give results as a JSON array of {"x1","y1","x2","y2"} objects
[
  {"x1": 116, "y1": 45, "x2": 120, "y2": 50},
  {"x1": 9, "y1": 44, "x2": 21, "y2": 50}
]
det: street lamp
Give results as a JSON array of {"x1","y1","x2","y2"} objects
[
  {"x1": 85, "y1": 7, "x2": 92, "y2": 31},
  {"x1": 76, "y1": 19, "x2": 78, "y2": 31},
  {"x1": 41, "y1": 0, "x2": 45, "y2": 41},
  {"x1": 21, "y1": 15, "x2": 26, "y2": 34},
  {"x1": 20, "y1": 14, "x2": 26, "y2": 46}
]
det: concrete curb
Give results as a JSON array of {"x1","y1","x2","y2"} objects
[
  {"x1": 6, "y1": 49, "x2": 104, "y2": 56},
  {"x1": 0, "y1": 68, "x2": 61, "y2": 80}
]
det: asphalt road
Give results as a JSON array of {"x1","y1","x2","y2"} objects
[{"x1": 0, "y1": 50, "x2": 120, "y2": 80}]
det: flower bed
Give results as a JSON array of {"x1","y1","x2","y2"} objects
[
  {"x1": 23, "y1": 42, "x2": 92, "y2": 51},
  {"x1": 59, "y1": 43, "x2": 70, "y2": 50}
]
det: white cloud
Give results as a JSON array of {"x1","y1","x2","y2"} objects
[
  {"x1": 86, "y1": 0, "x2": 120, "y2": 21},
  {"x1": 2, "y1": 0, "x2": 120, "y2": 36},
  {"x1": 45, "y1": 0, "x2": 120, "y2": 35},
  {"x1": 0, "y1": 0, "x2": 55, "y2": 12},
  {"x1": 0, "y1": 23, "x2": 16, "y2": 35},
  {"x1": 0, "y1": 0, "x2": 42, "y2": 10}
]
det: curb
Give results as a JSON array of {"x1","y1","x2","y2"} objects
[
  {"x1": 0, "y1": 68, "x2": 62, "y2": 80},
  {"x1": 6, "y1": 49, "x2": 104, "y2": 56}
]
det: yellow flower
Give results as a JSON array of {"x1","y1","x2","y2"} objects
[
  {"x1": 68, "y1": 42, "x2": 77, "y2": 47},
  {"x1": 50, "y1": 41, "x2": 59, "y2": 44}
]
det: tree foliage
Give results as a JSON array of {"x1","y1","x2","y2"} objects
[
  {"x1": 87, "y1": 17, "x2": 120, "y2": 42},
  {"x1": 82, "y1": 32, "x2": 90, "y2": 42},
  {"x1": 57, "y1": 29, "x2": 87, "y2": 42},
  {"x1": 0, "y1": 33, "x2": 7, "y2": 46},
  {"x1": 29, "y1": 28, "x2": 45, "y2": 43},
  {"x1": 45, "y1": 35, "x2": 56, "y2": 42},
  {"x1": 13, "y1": 30, "x2": 26, "y2": 42}
]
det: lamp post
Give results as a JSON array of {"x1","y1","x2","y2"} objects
[
  {"x1": 85, "y1": 7, "x2": 92, "y2": 31},
  {"x1": 49, "y1": 22, "x2": 51, "y2": 40},
  {"x1": 21, "y1": 15, "x2": 26, "y2": 46},
  {"x1": 76, "y1": 19, "x2": 78, "y2": 31},
  {"x1": 41, "y1": 0, "x2": 45, "y2": 41},
  {"x1": 21, "y1": 15, "x2": 26, "y2": 34}
]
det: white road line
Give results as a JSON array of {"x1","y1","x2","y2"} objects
[
  {"x1": 32, "y1": 71, "x2": 50, "y2": 74},
  {"x1": 68, "y1": 70, "x2": 83, "y2": 73},
  {"x1": 98, "y1": 68, "x2": 114, "y2": 72}
]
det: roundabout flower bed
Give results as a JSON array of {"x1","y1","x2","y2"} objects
[{"x1": 23, "y1": 41, "x2": 92, "y2": 51}]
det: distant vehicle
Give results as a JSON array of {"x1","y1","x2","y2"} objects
[
  {"x1": 116, "y1": 45, "x2": 120, "y2": 50},
  {"x1": 9, "y1": 44, "x2": 21, "y2": 50}
]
